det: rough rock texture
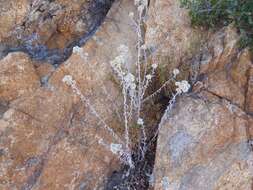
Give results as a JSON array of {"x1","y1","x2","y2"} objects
[
  {"x1": 0, "y1": 1, "x2": 137, "y2": 189},
  {"x1": 48, "y1": 0, "x2": 138, "y2": 142},
  {"x1": 1, "y1": 0, "x2": 253, "y2": 189},
  {"x1": 247, "y1": 67, "x2": 253, "y2": 114},
  {"x1": 153, "y1": 25, "x2": 253, "y2": 190},
  {"x1": 154, "y1": 95, "x2": 253, "y2": 190},
  {"x1": 0, "y1": 0, "x2": 113, "y2": 63},
  {"x1": 145, "y1": 0, "x2": 205, "y2": 87},
  {"x1": 148, "y1": 2, "x2": 253, "y2": 188},
  {"x1": 0, "y1": 0, "x2": 30, "y2": 43},
  {"x1": 0, "y1": 53, "x2": 40, "y2": 102},
  {"x1": 197, "y1": 27, "x2": 252, "y2": 109}
]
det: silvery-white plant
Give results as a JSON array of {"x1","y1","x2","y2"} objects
[{"x1": 62, "y1": 0, "x2": 191, "y2": 170}]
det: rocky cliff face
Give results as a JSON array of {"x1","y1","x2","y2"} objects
[
  {"x1": 149, "y1": 1, "x2": 253, "y2": 190},
  {"x1": 0, "y1": 0, "x2": 252, "y2": 190},
  {"x1": 0, "y1": 1, "x2": 127, "y2": 189},
  {"x1": 153, "y1": 28, "x2": 253, "y2": 189}
]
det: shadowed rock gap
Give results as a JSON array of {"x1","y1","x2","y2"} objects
[{"x1": 104, "y1": 93, "x2": 171, "y2": 190}]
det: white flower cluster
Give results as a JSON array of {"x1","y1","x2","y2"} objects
[
  {"x1": 110, "y1": 45, "x2": 137, "y2": 96},
  {"x1": 152, "y1": 63, "x2": 158, "y2": 69},
  {"x1": 141, "y1": 44, "x2": 147, "y2": 50},
  {"x1": 124, "y1": 73, "x2": 136, "y2": 91},
  {"x1": 175, "y1": 80, "x2": 191, "y2": 94},
  {"x1": 110, "y1": 45, "x2": 129, "y2": 74},
  {"x1": 62, "y1": 75, "x2": 75, "y2": 86},
  {"x1": 110, "y1": 55, "x2": 125, "y2": 72},
  {"x1": 72, "y1": 46, "x2": 83, "y2": 54},
  {"x1": 129, "y1": 12, "x2": 134, "y2": 18},
  {"x1": 146, "y1": 74, "x2": 152, "y2": 81},
  {"x1": 110, "y1": 143, "x2": 123, "y2": 155},
  {"x1": 137, "y1": 118, "x2": 144, "y2": 125},
  {"x1": 173, "y1": 68, "x2": 180, "y2": 78}
]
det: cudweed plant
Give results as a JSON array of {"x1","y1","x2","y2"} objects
[{"x1": 62, "y1": 0, "x2": 191, "y2": 170}]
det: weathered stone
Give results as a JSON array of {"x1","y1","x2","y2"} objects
[
  {"x1": 48, "y1": 0, "x2": 138, "y2": 143},
  {"x1": 0, "y1": 53, "x2": 40, "y2": 102},
  {"x1": 199, "y1": 26, "x2": 240, "y2": 75},
  {"x1": 34, "y1": 63, "x2": 55, "y2": 85},
  {"x1": 35, "y1": 63, "x2": 55, "y2": 78},
  {"x1": 0, "y1": 1, "x2": 138, "y2": 189},
  {"x1": 36, "y1": 1, "x2": 138, "y2": 187},
  {"x1": 154, "y1": 95, "x2": 253, "y2": 190},
  {"x1": 0, "y1": 0, "x2": 114, "y2": 63},
  {"x1": 1, "y1": 0, "x2": 252, "y2": 189},
  {"x1": 0, "y1": 88, "x2": 74, "y2": 189},
  {"x1": 145, "y1": 0, "x2": 205, "y2": 83},
  {"x1": 0, "y1": 0, "x2": 30, "y2": 41},
  {"x1": 198, "y1": 27, "x2": 253, "y2": 109},
  {"x1": 153, "y1": 25, "x2": 253, "y2": 190},
  {"x1": 246, "y1": 66, "x2": 253, "y2": 114}
]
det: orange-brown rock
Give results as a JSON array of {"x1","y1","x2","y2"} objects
[
  {"x1": 35, "y1": 63, "x2": 55, "y2": 78},
  {"x1": 0, "y1": 85, "x2": 121, "y2": 189},
  {"x1": 48, "y1": 0, "x2": 138, "y2": 141},
  {"x1": 197, "y1": 27, "x2": 253, "y2": 109},
  {"x1": 145, "y1": 0, "x2": 205, "y2": 82},
  {"x1": 0, "y1": 89, "x2": 73, "y2": 189},
  {"x1": 0, "y1": 0, "x2": 114, "y2": 63},
  {"x1": 154, "y1": 95, "x2": 253, "y2": 190},
  {"x1": 0, "y1": 1, "x2": 137, "y2": 189},
  {"x1": 1, "y1": 0, "x2": 253, "y2": 189},
  {"x1": 0, "y1": 53, "x2": 40, "y2": 102},
  {"x1": 0, "y1": 0, "x2": 30, "y2": 42},
  {"x1": 246, "y1": 66, "x2": 253, "y2": 114},
  {"x1": 153, "y1": 25, "x2": 253, "y2": 190}
]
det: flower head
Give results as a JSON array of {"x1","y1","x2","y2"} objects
[
  {"x1": 62, "y1": 75, "x2": 75, "y2": 86},
  {"x1": 124, "y1": 73, "x2": 135, "y2": 83},
  {"x1": 146, "y1": 74, "x2": 152, "y2": 80},
  {"x1": 124, "y1": 73, "x2": 136, "y2": 90},
  {"x1": 152, "y1": 63, "x2": 158, "y2": 69},
  {"x1": 137, "y1": 118, "x2": 144, "y2": 125},
  {"x1": 72, "y1": 46, "x2": 83, "y2": 54},
  {"x1": 129, "y1": 12, "x2": 134, "y2": 18},
  {"x1": 141, "y1": 44, "x2": 147, "y2": 50},
  {"x1": 110, "y1": 143, "x2": 123, "y2": 155},
  {"x1": 175, "y1": 80, "x2": 190, "y2": 94},
  {"x1": 173, "y1": 68, "x2": 180, "y2": 77}
]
